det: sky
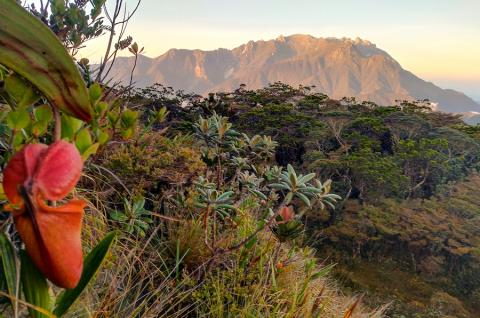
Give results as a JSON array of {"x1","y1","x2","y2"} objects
[{"x1": 78, "y1": 0, "x2": 480, "y2": 101}]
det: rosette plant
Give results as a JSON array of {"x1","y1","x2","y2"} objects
[
  {"x1": 0, "y1": 1, "x2": 115, "y2": 317},
  {"x1": 268, "y1": 164, "x2": 341, "y2": 208},
  {"x1": 271, "y1": 206, "x2": 304, "y2": 242}
]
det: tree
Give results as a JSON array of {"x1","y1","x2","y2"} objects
[
  {"x1": 345, "y1": 147, "x2": 408, "y2": 201},
  {"x1": 384, "y1": 112, "x2": 431, "y2": 145},
  {"x1": 28, "y1": 0, "x2": 106, "y2": 56},
  {"x1": 397, "y1": 138, "x2": 450, "y2": 197},
  {"x1": 321, "y1": 111, "x2": 352, "y2": 152}
]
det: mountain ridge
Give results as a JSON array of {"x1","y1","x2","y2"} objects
[{"x1": 108, "y1": 34, "x2": 480, "y2": 113}]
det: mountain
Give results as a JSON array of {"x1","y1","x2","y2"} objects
[{"x1": 108, "y1": 34, "x2": 480, "y2": 113}]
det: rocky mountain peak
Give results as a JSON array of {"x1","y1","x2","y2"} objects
[{"x1": 108, "y1": 34, "x2": 480, "y2": 113}]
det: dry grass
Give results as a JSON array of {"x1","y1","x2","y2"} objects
[{"x1": 62, "y1": 139, "x2": 388, "y2": 318}]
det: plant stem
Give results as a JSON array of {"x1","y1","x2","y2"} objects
[{"x1": 52, "y1": 106, "x2": 61, "y2": 142}]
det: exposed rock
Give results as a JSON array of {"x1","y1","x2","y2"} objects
[{"x1": 107, "y1": 34, "x2": 480, "y2": 112}]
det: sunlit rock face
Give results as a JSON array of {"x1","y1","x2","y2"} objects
[{"x1": 109, "y1": 34, "x2": 480, "y2": 113}]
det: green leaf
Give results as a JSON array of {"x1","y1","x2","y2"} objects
[
  {"x1": 216, "y1": 204, "x2": 236, "y2": 211},
  {"x1": 107, "y1": 111, "x2": 120, "y2": 127},
  {"x1": 135, "y1": 220, "x2": 150, "y2": 231},
  {"x1": 61, "y1": 114, "x2": 83, "y2": 140},
  {"x1": 284, "y1": 192, "x2": 293, "y2": 205},
  {"x1": 80, "y1": 143, "x2": 99, "y2": 161},
  {"x1": 0, "y1": 233, "x2": 18, "y2": 310},
  {"x1": 216, "y1": 191, "x2": 234, "y2": 202},
  {"x1": 0, "y1": 0, "x2": 93, "y2": 121},
  {"x1": 287, "y1": 164, "x2": 295, "y2": 175},
  {"x1": 297, "y1": 173, "x2": 316, "y2": 185},
  {"x1": 269, "y1": 183, "x2": 291, "y2": 191},
  {"x1": 303, "y1": 186, "x2": 323, "y2": 194},
  {"x1": 6, "y1": 109, "x2": 30, "y2": 130},
  {"x1": 51, "y1": 0, "x2": 66, "y2": 15},
  {"x1": 75, "y1": 128, "x2": 93, "y2": 154},
  {"x1": 90, "y1": 0, "x2": 106, "y2": 18},
  {"x1": 324, "y1": 200, "x2": 336, "y2": 210},
  {"x1": 20, "y1": 250, "x2": 52, "y2": 318},
  {"x1": 34, "y1": 104, "x2": 53, "y2": 122},
  {"x1": 88, "y1": 83, "x2": 102, "y2": 104},
  {"x1": 120, "y1": 110, "x2": 139, "y2": 128},
  {"x1": 289, "y1": 171, "x2": 297, "y2": 188},
  {"x1": 95, "y1": 101, "x2": 108, "y2": 117},
  {"x1": 53, "y1": 232, "x2": 116, "y2": 317},
  {"x1": 31, "y1": 121, "x2": 49, "y2": 137},
  {"x1": 12, "y1": 132, "x2": 24, "y2": 149},
  {"x1": 144, "y1": 217, "x2": 153, "y2": 224},
  {"x1": 4, "y1": 73, "x2": 39, "y2": 108},
  {"x1": 132, "y1": 198, "x2": 145, "y2": 213},
  {"x1": 96, "y1": 129, "x2": 110, "y2": 145},
  {"x1": 120, "y1": 127, "x2": 135, "y2": 139},
  {"x1": 250, "y1": 189, "x2": 267, "y2": 200},
  {"x1": 109, "y1": 210, "x2": 128, "y2": 222},
  {"x1": 296, "y1": 192, "x2": 311, "y2": 207}
]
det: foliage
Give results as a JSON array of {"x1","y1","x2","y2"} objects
[
  {"x1": 318, "y1": 175, "x2": 480, "y2": 315},
  {"x1": 0, "y1": 0, "x2": 93, "y2": 121},
  {"x1": 102, "y1": 131, "x2": 205, "y2": 195},
  {"x1": 345, "y1": 147, "x2": 408, "y2": 200},
  {"x1": 0, "y1": 4, "x2": 116, "y2": 317},
  {"x1": 109, "y1": 197, "x2": 153, "y2": 237},
  {"x1": 27, "y1": 0, "x2": 106, "y2": 55},
  {"x1": 124, "y1": 82, "x2": 480, "y2": 316},
  {"x1": 5, "y1": 2, "x2": 479, "y2": 317}
]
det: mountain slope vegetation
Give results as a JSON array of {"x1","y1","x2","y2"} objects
[
  {"x1": 127, "y1": 81, "x2": 480, "y2": 317},
  {"x1": 1, "y1": 2, "x2": 480, "y2": 317}
]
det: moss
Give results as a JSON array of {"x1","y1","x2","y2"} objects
[
  {"x1": 314, "y1": 174, "x2": 480, "y2": 317},
  {"x1": 101, "y1": 131, "x2": 205, "y2": 195}
]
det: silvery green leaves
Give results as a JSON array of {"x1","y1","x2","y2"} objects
[
  {"x1": 228, "y1": 134, "x2": 278, "y2": 174},
  {"x1": 109, "y1": 197, "x2": 153, "y2": 237},
  {"x1": 236, "y1": 134, "x2": 278, "y2": 162},
  {"x1": 195, "y1": 186, "x2": 235, "y2": 219},
  {"x1": 313, "y1": 179, "x2": 342, "y2": 210},
  {"x1": 264, "y1": 165, "x2": 283, "y2": 182},
  {"x1": 193, "y1": 112, "x2": 235, "y2": 147},
  {"x1": 268, "y1": 164, "x2": 341, "y2": 208},
  {"x1": 271, "y1": 219, "x2": 304, "y2": 242},
  {"x1": 238, "y1": 171, "x2": 268, "y2": 200}
]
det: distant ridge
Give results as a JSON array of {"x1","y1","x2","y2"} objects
[{"x1": 108, "y1": 34, "x2": 480, "y2": 113}]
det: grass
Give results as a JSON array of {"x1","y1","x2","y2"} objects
[{"x1": 70, "y1": 163, "x2": 385, "y2": 317}]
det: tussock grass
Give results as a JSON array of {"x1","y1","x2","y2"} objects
[{"x1": 71, "y1": 166, "x2": 385, "y2": 318}]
